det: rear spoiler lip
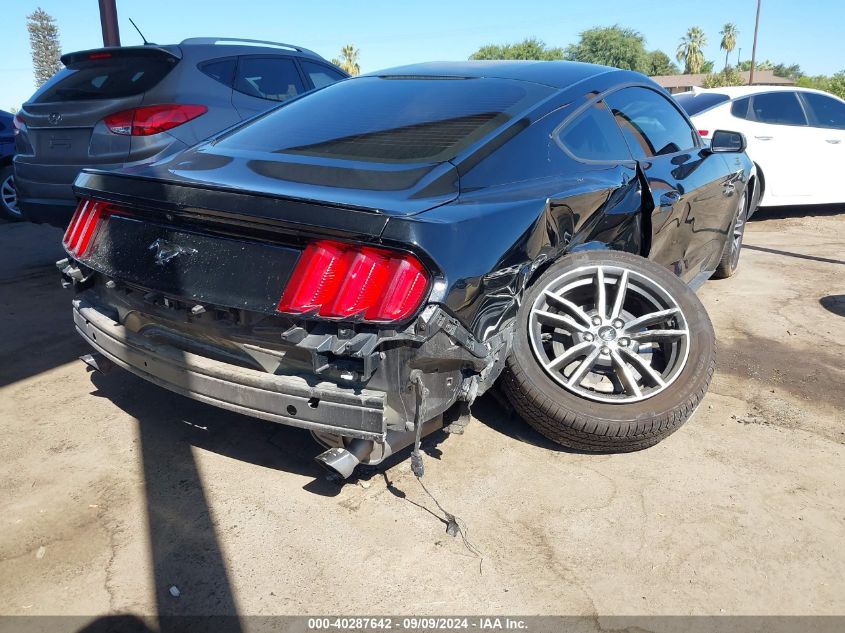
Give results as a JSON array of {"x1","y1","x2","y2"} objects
[
  {"x1": 72, "y1": 169, "x2": 390, "y2": 241},
  {"x1": 60, "y1": 45, "x2": 182, "y2": 67}
]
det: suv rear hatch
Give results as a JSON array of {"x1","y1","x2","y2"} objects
[{"x1": 17, "y1": 46, "x2": 180, "y2": 171}]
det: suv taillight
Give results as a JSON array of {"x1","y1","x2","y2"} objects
[
  {"x1": 103, "y1": 104, "x2": 207, "y2": 136},
  {"x1": 13, "y1": 114, "x2": 25, "y2": 136},
  {"x1": 277, "y1": 240, "x2": 430, "y2": 323},
  {"x1": 63, "y1": 198, "x2": 111, "y2": 258}
]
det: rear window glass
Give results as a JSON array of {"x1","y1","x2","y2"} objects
[
  {"x1": 300, "y1": 60, "x2": 346, "y2": 89},
  {"x1": 234, "y1": 57, "x2": 305, "y2": 102},
  {"x1": 217, "y1": 76, "x2": 553, "y2": 163},
  {"x1": 750, "y1": 92, "x2": 807, "y2": 126},
  {"x1": 673, "y1": 91, "x2": 730, "y2": 116},
  {"x1": 34, "y1": 56, "x2": 176, "y2": 103}
]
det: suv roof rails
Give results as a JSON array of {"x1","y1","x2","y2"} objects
[{"x1": 180, "y1": 37, "x2": 319, "y2": 57}]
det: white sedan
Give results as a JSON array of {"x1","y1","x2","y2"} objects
[{"x1": 675, "y1": 86, "x2": 845, "y2": 207}]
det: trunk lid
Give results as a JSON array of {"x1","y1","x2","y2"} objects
[{"x1": 117, "y1": 143, "x2": 461, "y2": 216}]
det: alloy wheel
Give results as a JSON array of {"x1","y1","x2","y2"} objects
[
  {"x1": 528, "y1": 264, "x2": 690, "y2": 403},
  {"x1": 729, "y1": 191, "x2": 748, "y2": 269},
  {"x1": 1, "y1": 174, "x2": 21, "y2": 219}
]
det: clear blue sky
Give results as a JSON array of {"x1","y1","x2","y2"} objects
[{"x1": 2, "y1": 0, "x2": 842, "y2": 110}]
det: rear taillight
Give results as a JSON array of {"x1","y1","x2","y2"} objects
[
  {"x1": 698, "y1": 129, "x2": 709, "y2": 137},
  {"x1": 277, "y1": 240, "x2": 430, "y2": 323},
  {"x1": 103, "y1": 104, "x2": 207, "y2": 136},
  {"x1": 62, "y1": 198, "x2": 111, "y2": 258},
  {"x1": 13, "y1": 114, "x2": 25, "y2": 136}
]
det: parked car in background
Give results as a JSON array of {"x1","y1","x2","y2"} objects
[
  {"x1": 0, "y1": 110, "x2": 20, "y2": 220},
  {"x1": 675, "y1": 85, "x2": 845, "y2": 207},
  {"x1": 60, "y1": 61, "x2": 755, "y2": 478},
  {"x1": 14, "y1": 37, "x2": 348, "y2": 227}
]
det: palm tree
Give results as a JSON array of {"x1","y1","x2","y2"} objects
[
  {"x1": 332, "y1": 44, "x2": 360, "y2": 76},
  {"x1": 720, "y1": 23, "x2": 739, "y2": 72},
  {"x1": 676, "y1": 27, "x2": 707, "y2": 74}
]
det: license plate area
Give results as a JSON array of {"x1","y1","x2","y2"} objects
[{"x1": 84, "y1": 214, "x2": 299, "y2": 314}]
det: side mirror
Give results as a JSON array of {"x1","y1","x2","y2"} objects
[{"x1": 708, "y1": 129, "x2": 747, "y2": 153}]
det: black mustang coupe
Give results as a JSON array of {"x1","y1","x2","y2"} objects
[{"x1": 60, "y1": 61, "x2": 756, "y2": 478}]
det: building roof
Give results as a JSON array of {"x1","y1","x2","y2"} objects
[{"x1": 652, "y1": 69, "x2": 795, "y2": 89}]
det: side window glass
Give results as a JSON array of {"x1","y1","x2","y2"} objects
[
  {"x1": 235, "y1": 57, "x2": 305, "y2": 102},
  {"x1": 731, "y1": 97, "x2": 750, "y2": 119},
  {"x1": 605, "y1": 87, "x2": 697, "y2": 158},
  {"x1": 199, "y1": 58, "x2": 236, "y2": 87},
  {"x1": 558, "y1": 101, "x2": 632, "y2": 161},
  {"x1": 300, "y1": 60, "x2": 346, "y2": 89},
  {"x1": 750, "y1": 92, "x2": 807, "y2": 126},
  {"x1": 801, "y1": 92, "x2": 845, "y2": 129}
]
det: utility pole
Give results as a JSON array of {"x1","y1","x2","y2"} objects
[
  {"x1": 749, "y1": 0, "x2": 761, "y2": 84},
  {"x1": 98, "y1": 0, "x2": 121, "y2": 47}
]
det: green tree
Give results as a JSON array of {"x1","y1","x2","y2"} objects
[
  {"x1": 645, "y1": 50, "x2": 679, "y2": 76},
  {"x1": 719, "y1": 23, "x2": 739, "y2": 72},
  {"x1": 738, "y1": 59, "x2": 774, "y2": 72},
  {"x1": 564, "y1": 25, "x2": 648, "y2": 71},
  {"x1": 469, "y1": 37, "x2": 564, "y2": 60},
  {"x1": 677, "y1": 26, "x2": 707, "y2": 74},
  {"x1": 27, "y1": 7, "x2": 62, "y2": 88},
  {"x1": 797, "y1": 71, "x2": 845, "y2": 100},
  {"x1": 772, "y1": 62, "x2": 803, "y2": 79},
  {"x1": 331, "y1": 44, "x2": 360, "y2": 76},
  {"x1": 702, "y1": 67, "x2": 745, "y2": 88}
]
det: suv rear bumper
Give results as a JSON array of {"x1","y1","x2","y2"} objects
[
  {"x1": 14, "y1": 158, "x2": 120, "y2": 227},
  {"x1": 73, "y1": 298, "x2": 387, "y2": 440}
]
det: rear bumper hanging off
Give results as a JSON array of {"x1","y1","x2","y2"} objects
[{"x1": 73, "y1": 298, "x2": 387, "y2": 440}]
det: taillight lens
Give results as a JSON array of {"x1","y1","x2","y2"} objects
[
  {"x1": 277, "y1": 240, "x2": 430, "y2": 323},
  {"x1": 13, "y1": 114, "x2": 25, "y2": 136},
  {"x1": 62, "y1": 198, "x2": 111, "y2": 258},
  {"x1": 103, "y1": 104, "x2": 208, "y2": 136},
  {"x1": 698, "y1": 129, "x2": 709, "y2": 137}
]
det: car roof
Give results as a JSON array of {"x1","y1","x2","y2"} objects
[
  {"x1": 363, "y1": 60, "x2": 619, "y2": 89},
  {"x1": 178, "y1": 37, "x2": 324, "y2": 60},
  {"x1": 678, "y1": 85, "x2": 837, "y2": 99}
]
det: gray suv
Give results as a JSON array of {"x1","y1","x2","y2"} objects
[{"x1": 14, "y1": 37, "x2": 348, "y2": 227}]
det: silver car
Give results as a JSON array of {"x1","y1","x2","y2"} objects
[{"x1": 14, "y1": 37, "x2": 347, "y2": 227}]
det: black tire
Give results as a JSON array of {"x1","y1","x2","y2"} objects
[
  {"x1": 712, "y1": 189, "x2": 748, "y2": 279},
  {"x1": 0, "y1": 165, "x2": 22, "y2": 221},
  {"x1": 501, "y1": 249, "x2": 716, "y2": 452}
]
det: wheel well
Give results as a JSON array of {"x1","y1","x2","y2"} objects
[
  {"x1": 0, "y1": 156, "x2": 12, "y2": 169},
  {"x1": 752, "y1": 163, "x2": 765, "y2": 204}
]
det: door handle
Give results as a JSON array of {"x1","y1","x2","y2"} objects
[
  {"x1": 826, "y1": 139, "x2": 842, "y2": 144},
  {"x1": 659, "y1": 190, "x2": 681, "y2": 207},
  {"x1": 755, "y1": 135, "x2": 774, "y2": 141}
]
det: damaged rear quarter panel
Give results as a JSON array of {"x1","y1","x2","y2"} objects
[{"x1": 381, "y1": 110, "x2": 643, "y2": 342}]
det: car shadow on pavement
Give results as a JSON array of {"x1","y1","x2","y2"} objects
[
  {"x1": 76, "y1": 368, "x2": 354, "y2": 629},
  {"x1": 470, "y1": 389, "x2": 591, "y2": 454},
  {"x1": 750, "y1": 203, "x2": 844, "y2": 221}
]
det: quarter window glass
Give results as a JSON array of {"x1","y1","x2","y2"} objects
[
  {"x1": 605, "y1": 87, "x2": 697, "y2": 158},
  {"x1": 750, "y1": 92, "x2": 807, "y2": 125},
  {"x1": 731, "y1": 97, "x2": 750, "y2": 119},
  {"x1": 199, "y1": 58, "x2": 236, "y2": 87},
  {"x1": 300, "y1": 60, "x2": 346, "y2": 89},
  {"x1": 235, "y1": 57, "x2": 305, "y2": 102},
  {"x1": 801, "y1": 92, "x2": 845, "y2": 129},
  {"x1": 559, "y1": 101, "x2": 631, "y2": 161}
]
